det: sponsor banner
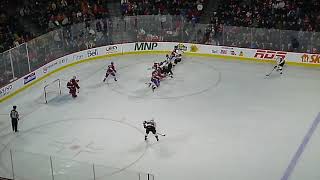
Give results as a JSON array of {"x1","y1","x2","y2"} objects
[
  {"x1": 43, "y1": 57, "x2": 68, "y2": 74},
  {"x1": 42, "y1": 56, "x2": 68, "y2": 74},
  {"x1": 3, "y1": 42, "x2": 320, "y2": 102},
  {"x1": 73, "y1": 53, "x2": 85, "y2": 61},
  {"x1": 190, "y1": 44, "x2": 199, "y2": 52},
  {"x1": 211, "y1": 46, "x2": 244, "y2": 56},
  {"x1": 134, "y1": 42, "x2": 158, "y2": 51},
  {"x1": 106, "y1": 45, "x2": 118, "y2": 54},
  {"x1": 87, "y1": 48, "x2": 99, "y2": 57},
  {"x1": 0, "y1": 84, "x2": 13, "y2": 98},
  {"x1": 300, "y1": 53, "x2": 320, "y2": 64},
  {"x1": 24, "y1": 72, "x2": 36, "y2": 85},
  {"x1": 254, "y1": 49, "x2": 287, "y2": 60}
]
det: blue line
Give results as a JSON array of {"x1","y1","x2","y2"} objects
[{"x1": 281, "y1": 112, "x2": 320, "y2": 180}]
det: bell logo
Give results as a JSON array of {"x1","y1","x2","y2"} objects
[
  {"x1": 190, "y1": 45, "x2": 198, "y2": 52},
  {"x1": 87, "y1": 49, "x2": 98, "y2": 57},
  {"x1": 239, "y1": 51, "x2": 244, "y2": 56}
]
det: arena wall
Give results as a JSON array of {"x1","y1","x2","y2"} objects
[{"x1": 1, "y1": 42, "x2": 319, "y2": 102}]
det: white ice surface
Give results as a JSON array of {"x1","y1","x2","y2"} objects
[{"x1": 0, "y1": 54, "x2": 320, "y2": 180}]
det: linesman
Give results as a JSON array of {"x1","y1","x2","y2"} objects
[{"x1": 10, "y1": 106, "x2": 19, "y2": 132}]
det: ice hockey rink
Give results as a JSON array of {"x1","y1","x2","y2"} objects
[{"x1": 0, "y1": 54, "x2": 320, "y2": 180}]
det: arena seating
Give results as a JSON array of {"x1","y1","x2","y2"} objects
[
  {"x1": 1, "y1": 0, "x2": 320, "y2": 53},
  {"x1": 0, "y1": 0, "x2": 109, "y2": 53},
  {"x1": 213, "y1": 0, "x2": 320, "y2": 31},
  {"x1": 121, "y1": 0, "x2": 205, "y2": 22}
]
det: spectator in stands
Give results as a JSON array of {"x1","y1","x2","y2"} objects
[
  {"x1": 0, "y1": 0, "x2": 110, "y2": 53},
  {"x1": 121, "y1": 0, "x2": 205, "y2": 23},
  {"x1": 215, "y1": 0, "x2": 320, "y2": 32}
]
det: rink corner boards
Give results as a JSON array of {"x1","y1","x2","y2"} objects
[{"x1": 1, "y1": 49, "x2": 320, "y2": 103}]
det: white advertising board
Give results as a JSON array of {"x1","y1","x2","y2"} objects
[{"x1": 1, "y1": 42, "x2": 319, "y2": 101}]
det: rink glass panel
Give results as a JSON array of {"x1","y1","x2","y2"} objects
[
  {"x1": 1, "y1": 14, "x2": 320, "y2": 86},
  {"x1": 10, "y1": 44, "x2": 30, "y2": 79},
  {"x1": 0, "y1": 149, "x2": 154, "y2": 180},
  {"x1": 1, "y1": 14, "x2": 320, "y2": 179},
  {"x1": 0, "y1": 51, "x2": 13, "y2": 87}
]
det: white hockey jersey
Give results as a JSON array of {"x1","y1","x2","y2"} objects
[
  {"x1": 144, "y1": 120, "x2": 156, "y2": 129},
  {"x1": 276, "y1": 56, "x2": 285, "y2": 65}
]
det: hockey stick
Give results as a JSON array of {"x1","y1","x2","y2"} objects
[
  {"x1": 157, "y1": 133, "x2": 166, "y2": 136},
  {"x1": 266, "y1": 66, "x2": 277, "y2": 76}
]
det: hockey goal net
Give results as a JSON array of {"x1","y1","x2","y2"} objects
[{"x1": 44, "y1": 79, "x2": 62, "y2": 103}]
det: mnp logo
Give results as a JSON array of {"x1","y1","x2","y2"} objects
[
  {"x1": 301, "y1": 54, "x2": 320, "y2": 63},
  {"x1": 87, "y1": 49, "x2": 98, "y2": 57},
  {"x1": 134, "y1": 42, "x2": 158, "y2": 51},
  {"x1": 254, "y1": 50, "x2": 287, "y2": 59},
  {"x1": 190, "y1": 45, "x2": 198, "y2": 52}
]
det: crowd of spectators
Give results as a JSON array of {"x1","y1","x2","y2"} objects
[
  {"x1": 202, "y1": 0, "x2": 320, "y2": 53},
  {"x1": 0, "y1": 0, "x2": 111, "y2": 87},
  {"x1": 0, "y1": 0, "x2": 110, "y2": 54},
  {"x1": 2, "y1": 0, "x2": 320, "y2": 54},
  {"x1": 121, "y1": 0, "x2": 205, "y2": 23},
  {"x1": 3, "y1": 0, "x2": 320, "y2": 86},
  {"x1": 1, "y1": 0, "x2": 206, "y2": 54},
  {"x1": 0, "y1": 0, "x2": 32, "y2": 53},
  {"x1": 213, "y1": 0, "x2": 320, "y2": 32}
]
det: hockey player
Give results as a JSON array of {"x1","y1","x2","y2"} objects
[
  {"x1": 159, "y1": 60, "x2": 173, "y2": 78},
  {"x1": 165, "y1": 59, "x2": 173, "y2": 77},
  {"x1": 171, "y1": 48, "x2": 182, "y2": 65},
  {"x1": 156, "y1": 67, "x2": 166, "y2": 80},
  {"x1": 275, "y1": 56, "x2": 285, "y2": 74},
  {"x1": 109, "y1": 62, "x2": 117, "y2": 72},
  {"x1": 176, "y1": 44, "x2": 186, "y2": 54},
  {"x1": 143, "y1": 119, "x2": 159, "y2": 141},
  {"x1": 152, "y1": 62, "x2": 159, "y2": 71},
  {"x1": 149, "y1": 70, "x2": 161, "y2": 92},
  {"x1": 103, "y1": 62, "x2": 117, "y2": 82},
  {"x1": 67, "y1": 76, "x2": 80, "y2": 98}
]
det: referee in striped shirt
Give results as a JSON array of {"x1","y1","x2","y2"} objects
[{"x1": 10, "y1": 106, "x2": 19, "y2": 132}]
